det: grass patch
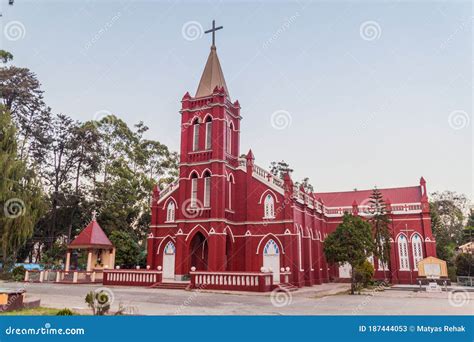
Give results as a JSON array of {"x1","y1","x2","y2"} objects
[{"x1": 0, "y1": 307, "x2": 79, "y2": 316}]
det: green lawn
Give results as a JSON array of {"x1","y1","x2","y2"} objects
[{"x1": 0, "y1": 307, "x2": 79, "y2": 315}]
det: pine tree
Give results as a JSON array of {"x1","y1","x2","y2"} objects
[
  {"x1": 0, "y1": 106, "x2": 44, "y2": 269},
  {"x1": 368, "y1": 188, "x2": 391, "y2": 281}
]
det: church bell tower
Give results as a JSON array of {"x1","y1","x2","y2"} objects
[{"x1": 178, "y1": 20, "x2": 241, "y2": 220}]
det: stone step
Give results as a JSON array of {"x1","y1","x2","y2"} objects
[
  {"x1": 149, "y1": 282, "x2": 190, "y2": 290},
  {"x1": 275, "y1": 283, "x2": 298, "y2": 292}
]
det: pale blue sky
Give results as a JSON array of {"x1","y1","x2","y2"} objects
[{"x1": 1, "y1": 0, "x2": 472, "y2": 198}]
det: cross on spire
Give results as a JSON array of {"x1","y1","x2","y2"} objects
[
  {"x1": 92, "y1": 210, "x2": 97, "y2": 221},
  {"x1": 205, "y1": 20, "x2": 223, "y2": 47}
]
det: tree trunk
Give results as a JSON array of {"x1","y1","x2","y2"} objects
[{"x1": 350, "y1": 264, "x2": 355, "y2": 295}]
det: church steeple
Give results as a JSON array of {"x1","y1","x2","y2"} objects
[{"x1": 195, "y1": 20, "x2": 229, "y2": 98}]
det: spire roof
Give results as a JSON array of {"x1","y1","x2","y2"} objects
[
  {"x1": 195, "y1": 46, "x2": 229, "y2": 98},
  {"x1": 69, "y1": 218, "x2": 113, "y2": 249}
]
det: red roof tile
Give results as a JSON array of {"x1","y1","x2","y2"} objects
[
  {"x1": 69, "y1": 220, "x2": 113, "y2": 248},
  {"x1": 315, "y1": 186, "x2": 422, "y2": 207}
]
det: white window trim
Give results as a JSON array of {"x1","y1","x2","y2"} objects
[
  {"x1": 412, "y1": 235, "x2": 423, "y2": 270},
  {"x1": 193, "y1": 123, "x2": 199, "y2": 151},
  {"x1": 228, "y1": 181, "x2": 232, "y2": 210},
  {"x1": 191, "y1": 178, "x2": 198, "y2": 207},
  {"x1": 166, "y1": 201, "x2": 175, "y2": 222},
  {"x1": 204, "y1": 176, "x2": 211, "y2": 207},
  {"x1": 263, "y1": 194, "x2": 275, "y2": 219},
  {"x1": 398, "y1": 235, "x2": 410, "y2": 271},
  {"x1": 205, "y1": 121, "x2": 212, "y2": 150}
]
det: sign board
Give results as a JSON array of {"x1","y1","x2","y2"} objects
[
  {"x1": 424, "y1": 263, "x2": 441, "y2": 278},
  {"x1": 426, "y1": 282, "x2": 441, "y2": 292}
]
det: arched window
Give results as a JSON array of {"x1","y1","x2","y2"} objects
[
  {"x1": 203, "y1": 171, "x2": 211, "y2": 207},
  {"x1": 398, "y1": 235, "x2": 410, "y2": 270},
  {"x1": 227, "y1": 123, "x2": 233, "y2": 154},
  {"x1": 412, "y1": 234, "x2": 423, "y2": 270},
  {"x1": 166, "y1": 201, "x2": 175, "y2": 222},
  {"x1": 228, "y1": 175, "x2": 234, "y2": 210},
  {"x1": 264, "y1": 194, "x2": 275, "y2": 219},
  {"x1": 263, "y1": 239, "x2": 279, "y2": 256},
  {"x1": 205, "y1": 116, "x2": 212, "y2": 150},
  {"x1": 192, "y1": 118, "x2": 200, "y2": 151},
  {"x1": 164, "y1": 241, "x2": 176, "y2": 255},
  {"x1": 190, "y1": 172, "x2": 198, "y2": 207}
]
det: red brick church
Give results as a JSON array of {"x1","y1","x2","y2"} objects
[{"x1": 146, "y1": 25, "x2": 436, "y2": 287}]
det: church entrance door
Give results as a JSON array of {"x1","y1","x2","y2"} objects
[
  {"x1": 189, "y1": 232, "x2": 208, "y2": 271},
  {"x1": 163, "y1": 241, "x2": 176, "y2": 280},
  {"x1": 263, "y1": 239, "x2": 280, "y2": 283}
]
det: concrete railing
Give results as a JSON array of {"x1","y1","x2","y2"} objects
[
  {"x1": 24, "y1": 270, "x2": 103, "y2": 284},
  {"x1": 103, "y1": 269, "x2": 162, "y2": 286},
  {"x1": 189, "y1": 271, "x2": 274, "y2": 292}
]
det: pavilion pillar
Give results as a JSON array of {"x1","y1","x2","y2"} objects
[
  {"x1": 86, "y1": 250, "x2": 93, "y2": 271},
  {"x1": 65, "y1": 251, "x2": 71, "y2": 271}
]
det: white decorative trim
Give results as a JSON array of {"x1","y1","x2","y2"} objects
[
  {"x1": 258, "y1": 189, "x2": 280, "y2": 204},
  {"x1": 161, "y1": 196, "x2": 178, "y2": 210},
  {"x1": 224, "y1": 226, "x2": 235, "y2": 242},
  {"x1": 185, "y1": 224, "x2": 209, "y2": 241},
  {"x1": 156, "y1": 235, "x2": 176, "y2": 255},
  {"x1": 256, "y1": 234, "x2": 285, "y2": 255}
]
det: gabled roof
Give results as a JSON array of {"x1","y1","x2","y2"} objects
[
  {"x1": 69, "y1": 220, "x2": 113, "y2": 249},
  {"x1": 195, "y1": 46, "x2": 229, "y2": 98},
  {"x1": 315, "y1": 186, "x2": 422, "y2": 207}
]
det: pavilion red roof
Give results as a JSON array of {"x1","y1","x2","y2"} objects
[
  {"x1": 68, "y1": 220, "x2": 113, "y2": 249},
  {"x1": 315, "y1": 186, "x2": 422, "y2": 207}
]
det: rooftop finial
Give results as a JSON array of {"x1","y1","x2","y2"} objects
[
  {"x1": 92, "y1": 210, "x2": 97, "y2": 221},
  {"x1": 205, "y1": 19, "x2": 223, "y2": 47}
]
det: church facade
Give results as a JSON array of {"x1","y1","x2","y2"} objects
[{"x1": 146, "y1": 40, "x2": 436, "y2": 287}]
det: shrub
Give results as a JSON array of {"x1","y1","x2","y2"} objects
[
  {"x1": 85, "y1": 290, "x2": 111, "y2": 315},
  {"x1": 11, "y1": 266, "x2": 26, "y2": 282},
  {"x1": 56, "y1": 308, "x2": 75, "y2": 316},
  {"x1": 354, "y1": 260, "x2": 374, "y2": 291},
  {"x1": 455, "y1": 253, "x2": 473, "y2": 277}
]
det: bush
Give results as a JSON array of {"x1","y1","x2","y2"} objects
[
  {"x1": 455, "y1": 253, "x2": 473, "y2": 277},
  {"x1": 56, "y1": 308, "x2": 75, "y2": 316},
  {"x1": 85, "y1": 290, "x2": 111, "y2": 315},
  {"x1": 354, "y1": 260, "x2": 374, "y2": 291},
  {"x1": 11, "y1": 266, "x2": 26, "y2": 282}
]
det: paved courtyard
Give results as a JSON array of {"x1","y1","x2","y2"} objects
[{"x1": 1, "y1": 281, "x2": 472, "y2": 315}]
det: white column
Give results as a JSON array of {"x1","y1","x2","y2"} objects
[
  {"x1": 86, "y1": 250, "x2": 93, "y2": 271},
  {"x1": 65, "y1": 251, "x2": 71, "y2": 271}
]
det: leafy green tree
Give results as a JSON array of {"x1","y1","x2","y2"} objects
[
  {"x1": 109, "y1": 230, "x2": 140, "y2": 268},
  {"x1": 462, "y1": 210, "x2": 474, "y2": 244},
  {"x1": 324, "y1": 213, "x2": 375, "y2": 294},
  {"x1": 455, "y1": 253, "x2": 473, "y2": 276},
  {"x1": 0, "y1": 50, "x2": 13, "y2": 64},
  {"x1": 354, "y1": 260, "x2": 375, "y2": 292},
  {"x1": 368, "y1": 188, "x2": 391, "y2": 281},
  {"x1": 430, "y1": 192, "x2": 468, "y2": 274},
  {"x1": 0, "y1": 107, "x2": 44, "y2": 268}
]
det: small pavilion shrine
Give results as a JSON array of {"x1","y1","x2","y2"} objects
[{"x1": 66, "y1": 211, "x2": 115, "y2": 272}]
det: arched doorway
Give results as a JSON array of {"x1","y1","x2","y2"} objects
[
  {"x1": 263, "y1": 239, "x2": 280, "y2": 283},
  {"x1": 225, "y1": 232, "x2": 233, "y2": 271},
  {"x1": 163, "y1": 241, "x2": 176, "y2": 280},
  {"x1": 189, "y1": 232, "x2": 208, "y2": 271}
]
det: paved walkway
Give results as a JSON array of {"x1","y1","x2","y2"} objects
[{"x1": 1, "y1": 281, "x2": 472, "y2": 315}]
